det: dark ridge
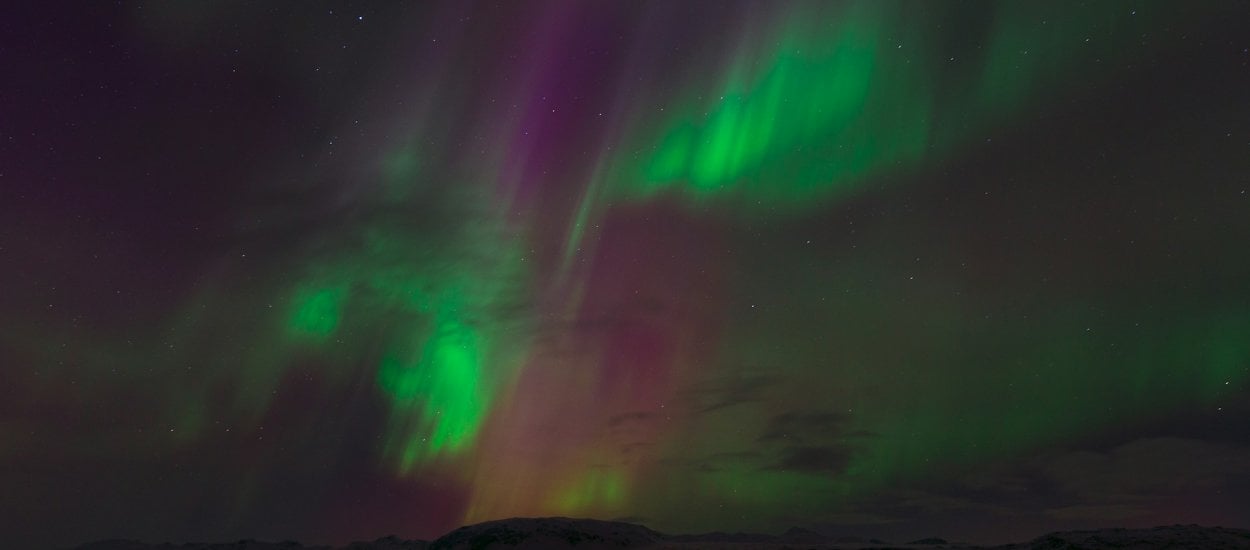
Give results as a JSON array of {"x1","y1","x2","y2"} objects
[
  {"x1": 343, "y1": 535, "x2": 429, "y2": 550},
  {"x1": 1012, "y1": 524, "x2": 1250, "y2": 550},
  {"x1": 74, "y1": 540, "x2": 330, "y2": 550},
  {"x1": 427, "y1": 517, "x2": 664, "y2": 549},
  {"x1": 72, "y1": 520, "x2": 1250, "y2": 549}
]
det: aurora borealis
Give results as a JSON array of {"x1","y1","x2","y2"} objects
[{"x1": 3, "y1": 1, "x2": 1250, "y2": 547}]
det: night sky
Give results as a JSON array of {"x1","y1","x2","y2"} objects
[{"x1": 3, "y1": 1, "x2": 1250, "y2": 548}]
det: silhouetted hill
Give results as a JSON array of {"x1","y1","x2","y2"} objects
[
  {"x1": 74, "y1": 540, "x2": 329, "y2": 550},
  {"x1": 1008, "y1": 524, "x2": 1250, "y2": 549},
  {"x1": 428, "y1": 517, "x2": 664, "y2": 549},
  {"x1": 72, "y1": 519, "x2": 1250, "y2": 549},
  {"x1": 344, "y1": 535, "x2": 429, "y2": 550},
  {"x1": 73, "y1": 536, "x2": 415, "y2": 550}
]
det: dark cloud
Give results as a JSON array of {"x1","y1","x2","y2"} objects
[
  {"x1": 821, "y1": 436, "x2": 1250, "y2": 542},
  {"x1": 607, "y1": 411, "x2": 655, "y2": 428},
  {"x1": 699, "y1": 450, "x2": 764, "y2": 472},
  {"x1": 758, "y1": 411, "x2": 849, "y2": 443},
  {"x1": 658, "y1": 450, "x2": 763, "y2": 473},
  {"x1": 862, "y1": 437, "x2": 1250, "y2": 520},
  {"x1": 685, "y1": 374, "x2": 782, "y2": 413},
  {"x1": 1039, "y1": 437, "x2": 1250, "y2": 509},
  {"x1": 764, "y1": 445, "x2": 852, "y2": 474}
]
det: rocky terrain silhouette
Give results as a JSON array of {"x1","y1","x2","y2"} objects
[{"x1": 74, "y1": 518, "x2": 1250, "y2": 549}]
